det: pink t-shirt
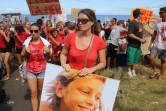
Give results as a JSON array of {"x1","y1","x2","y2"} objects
[
  {"x1": 65, "y1": 32, "x2": 106, "y2": 70},
  {"x1": 26, "y1": 41, "x2": 46, "y2": 73}
]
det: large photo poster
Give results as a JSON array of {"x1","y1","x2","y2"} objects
[{"x1": 39, "y1": 63, "x2": 120, "y2": 111}]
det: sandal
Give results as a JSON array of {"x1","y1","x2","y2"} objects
[
  {"x1": 150, "y1": 72, "x2": 159, "y2": 79},
  {"x1": 3, "y1": 75, "x2": 11, "y2": 81},
  {"x1": 157, "y1": 75, "x2": 164, "y2": 80}
]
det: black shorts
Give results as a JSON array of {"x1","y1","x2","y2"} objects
[
  {"x1": 107, "y1": 43, "x2": 118, "y2": 58},
  {"x1": 16, "y1": 48, "x2": 22, "y2": 54},
  {"x1": 0, "y1": 48, "x2": 12, "y2": 53}
]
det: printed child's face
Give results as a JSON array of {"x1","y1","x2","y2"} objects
[{"x1": 60, "y1": 76, "x2": 105, "y2": 111}]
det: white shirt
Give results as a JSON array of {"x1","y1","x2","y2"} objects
[
  {"x1": 23, "y1": 36, "x2": 52, "y2": 53},
  {"x1": 108, "y1": 26, "x2": 126, "y2": 46},
  {"x1": 154, "y1": 20, "x2": 166, "y2": 49}
]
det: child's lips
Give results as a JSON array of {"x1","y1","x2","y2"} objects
[{"x1": 78, "y1": 105, "x2": 92, "y2": 111}]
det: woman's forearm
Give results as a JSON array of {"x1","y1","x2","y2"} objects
[
  {"x1": 91, "y1": 62, "x2": 106, "y2": 73},
  {"x1": 16, "y1": 36, "x2": 23, "y2": 44},
  {"x1": 51, "y1": 38, "x2": 60, "y2": 46},
  {"x1": 3, "y1": 34, "x2": 10, "y2": 42},
  {"x1": 91, "y1": 48, "x2": 106, "y2": 72},
  {"x1": 60, "y1": 53, "x2": 67, "y2": 66}
]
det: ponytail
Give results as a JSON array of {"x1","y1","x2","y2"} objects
[{"x1": 92, "y1": 21, "x2": 101, "y2": 36}]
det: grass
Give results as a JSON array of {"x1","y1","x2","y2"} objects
[{"x1": 99, "y1": 58, "x2": 166, "y2": 111}]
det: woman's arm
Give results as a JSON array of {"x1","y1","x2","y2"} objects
[
  {"x1": 60, "y1": 45, "x2": 69, "y2": 66},
  {"x1": 49, "y1": 35, "x2": 61, "y2": 46},
  {"x1": 15, "y1": 32, "x2": 24, "y2": 44},
  {"x1": 44, "y1": 45, "x2": 52, "y2": 59},
  {"x1": 91, "y1": 48, "x2": 106, "y2": 72},
  {"x1": 0, "y1": 30, "x2": 10, "y2": 42},
  {"x1": 60, "y1": 45, "x2": 70, "y2": 71},
  {"x1": 21, "y1": 46, "x2": 30, "y2": 58},
  {"x1": 79, "y1": 48, "x2": 106, "y2": 76}
]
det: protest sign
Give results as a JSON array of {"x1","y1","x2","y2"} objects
[
  {"x1": 141, "y1": 30, "x2": 151, "y2": 55},
  {"x1": 39, "y1": 63, "x2": 120, "y2": 111},
  {"x1": 1, "y1": 13, "x2": 22, "y2": 26},
  {"x1": 130, "y1": 8, "x2": 153, "y2": 23},
  {"x1": 26, "y1": 0, "x2": 62, "y2": 16},
  {"x1": 54, "y1": 8, "x2": 67, "y2": 23},
  {"x1": 141, "y1": 14, "x2": 160, "y2": 55},
  {"x1": 71, "y1": 8, "x2": 96, "y2": 19},
  {"x1": 143, "y1": 14, "x2": 160, "y2": 34}
]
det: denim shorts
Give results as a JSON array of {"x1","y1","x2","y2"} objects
[{"x1": 27, "y1": 71, "x2": 45, "y2": 79}]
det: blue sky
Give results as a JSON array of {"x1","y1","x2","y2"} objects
[{"x1": 0, "y1": 0, "x2": 165, "y2": 15}]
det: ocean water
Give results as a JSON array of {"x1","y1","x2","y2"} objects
[{"x1": 0, "y1": 14, "x2": 130, "y2": 24}]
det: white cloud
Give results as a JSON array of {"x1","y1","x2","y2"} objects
[{"x1": 5, "y1": 8, "x2": 14, "y2": 13}]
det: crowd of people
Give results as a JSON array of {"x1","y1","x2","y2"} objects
[{"x1": 0, "y1": 7, "x2": 166, "y2": 111}]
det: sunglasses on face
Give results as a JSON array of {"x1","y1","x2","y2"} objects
[
  {"x1": 140, "y1": 13, "x2": 143, "y2": 15},
  {"x1": 159, "y1": 11, "x2": 165, "y2": 15},
  {"x1": 111, "y1": 21, "x2": 115, "y2": 22},
  {"x1": 30, "y1": 30, "x2": 39, "y2": 33},
  {"x1": 77, "y1": 18, "x2": 90, "y2": 24}
]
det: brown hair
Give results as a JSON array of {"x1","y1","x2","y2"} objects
[
  {"x1": 65, "y1": 21, "x2": 76, "y2": 31},
  {"x1": 160, "y1": 7, "x2": 166, "y2": 12},
  {"x1": 78, "y1": 8, "x2": 101, "y2": 36},
  {"x1": 117, "y1": 20, "x2": 125, "y2": 27},
  {"x1": 46, "y1": 20, "x2": 52, "y2": 28},
  {"x1": 50, "y1": 28, "x2": 59, "y2": 36}
]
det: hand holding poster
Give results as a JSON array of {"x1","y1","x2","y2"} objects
[
  {"x1": 39, "y1": 64, "x2": 120, "y2": 111},
  {"x1": 130, "y1": 8, "x2": 153, "y2": 23},
  {"x1": 26, "y1": 0, "x2": 62, "y2": 16}
]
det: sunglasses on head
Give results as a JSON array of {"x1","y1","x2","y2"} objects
[
  {"x1": 77, "y1": 18, "x2": 90, "y2": 24},
  {"x1": 159, "y1": 11, "x2": 165, "y2": 15},
  {"x1": 30, "y1": 30, "x2": 39, "y2": 33}
]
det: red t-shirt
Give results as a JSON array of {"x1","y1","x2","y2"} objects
[
  {"x1": 0, "y1": 35, "x2": 6, "y2": 48},
  {"x1": 15, "y1": 32, "x2": 30, "y2": 49},
  {"x1": 58, "y1": 30, "x2": 65, "y2": 38},
  {"x1": 65, "y1": 32, "x2": 106, "y2": 70},
  {"x1": 120, "y1": 32, "x2": 127, "y2": 40},
  {"x1": 49, "y1": 36, "x2": 63, "y2": 56},
  {"x1": 26, "y1": 41, "x2": 46, "y2": 73},
  {"x1": 42, "y1": 22, "x2": 45, "y2": 28}
]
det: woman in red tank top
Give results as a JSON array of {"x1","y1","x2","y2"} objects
[
  {"x1": 0, "y1": 22, "x2": 12, "y2": 80},
  {"x1": 48, "y1": 29, "x2": 63, "y2": 64},
  {"x1": 21, "y1": 23, "x2": 51, "y2": 111},
  {"x1": 15, "y1": 25, "x2": 30, "y2": 80},
  {"x1": 60, "y1": 9, "x2": 106, "y2": 76}
]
